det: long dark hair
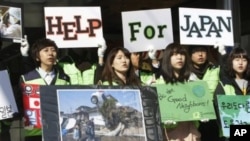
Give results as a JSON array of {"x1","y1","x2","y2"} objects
[
  {"x1": 160, "y1": 43, "x2": 191, "y2": 84},
  {"x1": 101, "y1": 47, "x2": 141, "y2": 86},
  {"x1": 225, "y1": 47, "x2": 250, "y2": 79}
]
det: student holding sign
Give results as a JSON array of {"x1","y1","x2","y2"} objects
[
  {"x1": 130, "y1": 51, "x2": 159, "y2": 85},
  {"x1": 213, "y1": 47, "x2": 250, "y2": 141},
  {"x1": 19, "y1": 38, "x2": 70, "y2": 141},
  {"x1": 188, "y1": 45, "x2": 224, "y2": 141},
  {"x1": 101, "y1": 47, "x2": 141, "y2": 86},
  {"x1": 20, "y1": 36, "x2": 107, "y2": 85},
  {"x1": 149, "y1": 43, "x2": 201, "y2": 141}
]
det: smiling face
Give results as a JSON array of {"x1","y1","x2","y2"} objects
[
  {"x1": 112, "y1": 50, "x2": 130, "y2": 74},
  {"x1": 37, "y1": 46, "x2": 57, "y2": 71}
]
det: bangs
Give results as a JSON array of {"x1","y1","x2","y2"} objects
[
  {"x1": 233, "y1": 53, "x2": 248, "y2": 59},
  {"x1": 122, "y1": 49, "x2": 131, "y2": 58},
  {"x1": 172, "y1": 46, "x2": 187, "y2": 55}
]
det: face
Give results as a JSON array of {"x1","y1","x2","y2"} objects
[
  {"x1": 191, "y1": 47, "x2": 207, "y2": 67},
  {"x1": 112, "y1": 50, "x2": 130, "y2": 74},
  {"x1": 37, "y1": 46, "x2": 57, "y2": 70},
  {"x1": 130, "y1": 52, "x2": 140, "y2": 69},
  {"x1": 232, "y1": 56, "x2": 248, "y2": 78},
  {"x1": 170, "y1": 52, "x2": 185, "y2": 71}
]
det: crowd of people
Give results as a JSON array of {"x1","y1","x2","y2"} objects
[{"x1": 0, "y1": 33, "x2": 249, "y2": 141}]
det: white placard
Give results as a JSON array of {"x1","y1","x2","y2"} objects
[
  {"x1": 44, "y1": 7, "x2": 103, "y2": 48},
  {"x1": 0, "y1": 70, "x2": 18, "y2": 120},
  {"x1": 179, "y1": 7, "x2": 234, "y2": 46},
  {"x1": 122, "y1": 8, "x2": 173, "y2": 52}
]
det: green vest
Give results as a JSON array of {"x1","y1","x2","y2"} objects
[
  {"x1": 22, "y1": 76, "x2": 69, "y2": 85},
  {"x1": 222, "y1": 84, "x2": 236, "y2": 95},
  {"x1": 140, "y1": 71, "x2": 155, "y2": 85},
  {"x1": 59, "y1": 62, "x2": 96, "y2": 85},
  {"x1": 202, "y1": 67, "x2": 220, "y2": 95}
]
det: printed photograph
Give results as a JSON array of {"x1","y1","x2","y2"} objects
[
  {"x1": 0, "y1": 5, "x2": 22, "y2": 40},
  {"x1": 57, "y1": 89, "x2": 147, "y2": 141}
]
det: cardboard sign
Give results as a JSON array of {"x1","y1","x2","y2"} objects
[
  {"x1": 217, "y1": 95, "x2": 250, "y2": 137},
  {"x1": 40, "y1": 85, "x2": 164, "y2": 141},
  {"x1": 179, "y1": 7, "x2": 234, "y2": 46},
  {"x1": 156, "y1": 81, "x2": 216, "y2": 122},
  {"x1": 44, "y1": 7, "x2": 103, "y2": 48},
  {"x1": 122, "y1": 8, "x2": 173, "y2": 52},
  {"x1": 21, "y1": 84, "x2": 41, "y2": 128},
  {"x1": 0, "y1": 70, "x2": 18, "y2": 120}
]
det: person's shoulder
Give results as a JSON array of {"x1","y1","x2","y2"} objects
[{"x1": 22, "y1": 69, "x2": 40, "y2": 81}]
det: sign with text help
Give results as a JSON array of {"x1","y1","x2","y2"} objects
[
  {"x1": 44, "y1": 7, "x2": 103, "y2": 48},
  {"x1": 179, "y1": 7, "x2": 234, "y2": 46}
]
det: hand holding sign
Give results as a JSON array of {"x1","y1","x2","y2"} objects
[
  {"x1": 214, "y1": 41, "x2": 226, "y2": 55},
  {"x1": 97, "y1": 37, "x2": 107, "y2": 57},
  {"x1": 20, "y1": 35, "x2": 29, "y2": 57}
]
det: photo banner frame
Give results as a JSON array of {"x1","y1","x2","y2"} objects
[{"x1": 40, "y1": 85, "x2": 163, "y2": 141}]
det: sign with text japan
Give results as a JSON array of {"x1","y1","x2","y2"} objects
[
  {"x1": 179, "y1": 7, "x2": 234, "y2": 46},
  {"x1": 44, "y1": 7, "x2": 103, "y2": 48}
]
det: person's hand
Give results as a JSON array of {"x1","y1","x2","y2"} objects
[
  {"x1": 97, "y1": 38, "x2": 107, "y2": 57},
  {"x1": 20, "y1": 35, "x2": 29, "y2": 57},
  {"x1": 164, "y1": 120, "x2": 176, "y2": 125},
  {"x1": 148, "y1": 45, "x2": 157, "y2": 60},
  {"x1": 214, "y1": 42, "x2": 226, "y2": 55},
  {"x1": 200, "y1": 118, "x2": 209, "y2": 123}
]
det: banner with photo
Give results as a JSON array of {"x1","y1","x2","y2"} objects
[
  {"x1": 155, "y1": 80, "x2": 216, "y2": 122},
  {"x1": 179, "y1": 7, "x2": 234, "y2": 46},
  {"x1": 21, "y1": 84, "x2": 41, "y2": 128},
  {"x1": 40, "y1": 85, "x2": 163, "y2": 141},
  {"x1": 44, "y1": 7, "x2": 103, "y2": 48},
  {"x1": 0, "y1": 70, "x2": 18, "y2": 120},
  {"x1": 216, "y1": 95, "x2": 250, "y2": 137},
  {"x1": 122, "y1": 8, "x2": 173, "y2": 53},
  {"x1": 0, "y1": 2, "x2": 23, "y2": 42}
]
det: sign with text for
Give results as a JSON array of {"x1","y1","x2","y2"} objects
[
  {"x1": 179, "y1": 7, "x2": 234, "y2": 46},
  {"x1": 0, "y1": 70, "x2": 18, "y2": 120},
  {"x1": 21, "y1": 84, "x2": 41, "y2": 128},
  {"x1": 155, "y1": 81, "x2": 216, "y2": 122},
  {"x1": 44, "y1": 7, "x2": 103, "y2": 48},
  {"x1": 217, "y1": 95, "x2": 250, "y2": 137},
  {"x1": 122, "y1": 8, "x2": 173, "y2": 53}
]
